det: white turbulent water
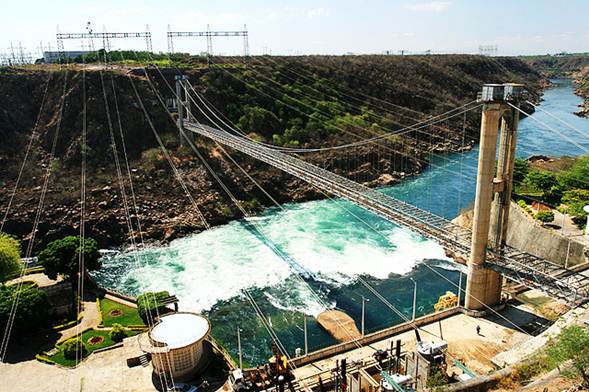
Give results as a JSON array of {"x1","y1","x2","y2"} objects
[{"x1": 96, "y1": 198, "x2": 449, "y2": 315}]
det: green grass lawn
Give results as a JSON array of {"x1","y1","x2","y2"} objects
[
  {"x1": 99, "y1": 298, "x2": 145, "y2": 327},
  {"x1": 47, "y1": 328, "x2": 142, "y2": 367}
]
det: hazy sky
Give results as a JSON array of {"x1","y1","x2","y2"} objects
[{"x1": 2, "y1": 0, "x2": 588, "y2": 57}]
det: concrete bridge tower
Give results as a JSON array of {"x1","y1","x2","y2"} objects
[{"x1": 465, "y1": 83, "x2": 524, "y2": 311}]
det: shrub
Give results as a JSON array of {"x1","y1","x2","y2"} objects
[
  {"x1": 0, "y1": 232, "x2": 21, "y2": 282},
  {"x1": 426, "y1": 368, "x2": 448, "y2": 388},
  {"x1": 242, "y1": 198, "x2": 262, "y2": 212},
  {"x1": 561, "y1": 189, "x2": 589, "y2": 228},
  {"x1": 109, "y1": 323, "x2": 128, "y2": 342},
  {"x1": 0, "y1": 284, "x2": 50, "y2": 334},
  {"x1": 517, "y1": 199, "x2": 533, "y2": 215},
  {"x1": 62, "y1": 337, "x2": 88, "y2": 360},
  {"x1": 545, "y1": 325, "x2": 589, "y2": 388},
  {"x1": 137, "y1": 291, "x2": 170, "y2": 323},
  {"x1": 237, "y1": 106, "x2": 281, "y2": 138},
  {"x1": 513, "y1": 360, "x2": 546, "y2": 383},
  {"x1": 558, "y1": 155, "x2": 589, "y2": 190},
  {"x1": 535, "y1": 210, "x2": 554, "y2": 223}
]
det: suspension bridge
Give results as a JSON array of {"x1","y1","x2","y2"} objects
[{"x1": 184, "y1": 120, "x2": 589, "y2": 306}]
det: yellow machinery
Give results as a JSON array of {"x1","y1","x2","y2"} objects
[{"x1": 434, "y1": 291, "x2": 458, "y2": 312}]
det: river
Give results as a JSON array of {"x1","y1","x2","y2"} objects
[{"x1": 92, "y1": 79, "x2": 589, "y2": 366}]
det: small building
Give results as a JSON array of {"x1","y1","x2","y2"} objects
[
  {"x1": 140, "y1": 312, "x2": 211, "y2": 380},
  {"x1": 42, "y1": 50, "x2": 92, "y2": 63}
]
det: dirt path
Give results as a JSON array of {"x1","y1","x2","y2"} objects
[
  {"x1": 104, "y1": 293, "x2": 138, "y2": 309},
  {"x1": 59, "y1": 297, "x2": 101, "y2": 341},
  {"x1": 7, "y1": 272, "x2": 61, "y2": 287}
]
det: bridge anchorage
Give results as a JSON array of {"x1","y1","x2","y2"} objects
[{"x1": 176, "y1": 78, "x2": 589, "y2": 312}]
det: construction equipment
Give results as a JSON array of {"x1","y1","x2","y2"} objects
[{"x1": 433, "y1": 291, "x2": 458, "y2": 312}]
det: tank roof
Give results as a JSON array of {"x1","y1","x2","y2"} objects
[{"x1": 150, "y1": 312, "x2": 210, "y2": 349}]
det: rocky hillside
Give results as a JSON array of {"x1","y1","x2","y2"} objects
[
  {"x1": 0, "y1": 55, "x2": 542, "y2": 250},
  {"x1": 573, "y1": 66, "x2": 589, "y2": 117},
  {"x1": 522, "y1": 53, "x2": 589, "y2": 117}
]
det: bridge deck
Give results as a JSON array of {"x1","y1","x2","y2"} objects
[{"x1": 185, "y1": 122, "x2": 589, "y2": 306}]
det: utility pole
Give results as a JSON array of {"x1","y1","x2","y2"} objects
[
  {"x1": 303, "y1": 314, "x2": 308, "y2": 355},
  {"x1": 361, "y1": 296, "x2": 370, "y2": 336},
  {"x1": 457, "y1": 271, "x2": 463, "y2": 306},
  {"x1": 243, "y1": 24, "x2": 249, "y2": 64},
  {"x1": 206, "y1": 24, "x2": 213, "y2": 67},
  {"x1": 465, "y1": 83, "x2": 524, "y2": 312},
  {"x1": 167, "y1": 24, "x2": 174, "y2": 54},
  {"x1": 237, "y1": 327, "x2": 243, "y2": 369},
  {"x1": 410, "y1": 278, "x2": 417, "y2": 321}
]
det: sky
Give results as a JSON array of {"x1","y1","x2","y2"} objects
[{"x1": 1, "y1": 0, "x2": 588, "y2": 58}]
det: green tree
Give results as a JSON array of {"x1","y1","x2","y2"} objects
[
  {"x1": 562, "y1": 189, "x2": 589, "y2": 206},
  {"x1": 535, "y1": 210, "x2": 554, "y2": 223},
  {"x1": 237, "y1": 106, "x2": 281, "y2": 138},
  {"x1": 546, "y1": 325, "x2": 589, "y2": 388},
  {"x1": 0, "y1": 284, "x2": 50, "y2": 334},
  {"x1": 513, "y1": 159, "x2": 530, "y2": 184},
  {"x1": 109, "y1": 323, "x2": 128, "y2": 342},
  {"x1": 561, "y1": 189, "x2": 589, "y2": 227},
  {"x1": 523, "y1": 170, "x2": 558, "y2": 192},
  {"x1": 38, "y1": 236, "x2": 101, "y2": 281},
  {"x1": 137, "y1": 291, "x2": 170, "y2": 323},
  {"x1": 558, "y1": 155, "x2": 589, "y2": 190},
  {"x1": 62, "y1": 337, "x2": 88, "y2": 360},
  {"x1": 0, "y1": 233, "x2": 21, "y2": 282}
]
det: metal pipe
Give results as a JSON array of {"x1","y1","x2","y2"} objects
[
  {"x1": 237, "y1": 327, "x2": 243, "y2": 369},
  {"x1": 410, "y1": 278, "x2": 417, "y2": 321},
  {"x1": 304, "y1": 314, "x2": 308, "y2": 355}
]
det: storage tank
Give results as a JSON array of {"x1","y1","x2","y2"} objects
[{"x1": 144, "y1": 312, "x2": 211, "y2": 380}]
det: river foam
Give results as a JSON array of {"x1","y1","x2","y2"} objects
[{"x1": 94, "y1": 197, "x2": 449, "y2": 314}]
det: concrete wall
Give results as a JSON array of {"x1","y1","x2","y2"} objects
[
  {"x1": 288, "y1": 307, "x2": 460, "y2": 368},
  {"x1": 455, "y1": 201, "x2": 586, "y2": 267},
  {"x1": 505, "y1": 202, "x2": 586, "y2": 267}
]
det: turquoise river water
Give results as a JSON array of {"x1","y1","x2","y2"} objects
[{"x1": 93, "y1": 79, "x2": 589, "y2": 365}]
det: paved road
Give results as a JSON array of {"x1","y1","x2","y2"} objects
[{"x1": 7, "y1": 272, "x2": 61, "y2": 287}]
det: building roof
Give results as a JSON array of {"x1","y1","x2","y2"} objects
[{"x1": 150, "y1": 312, "x2": 210, "y2": 349}]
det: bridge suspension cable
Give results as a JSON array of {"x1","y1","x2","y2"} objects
[
  {"x1": 0, "y1": 70, "x2": 69, "y2": 363},
  {"x1": 177, "y1": 92, "x2": 537, "y2": 345},
  {"x1": 198, "y1": 59, "x2": 481, "y2": 180},
  {"x1": 253, "y1": 54, "x2": 481, "y2": 133},
  {"x1": 184, "y1": 84, "x2": 527, "y2": 363},
  {"x1": 184, "y1": 86, "x2": 527, "y2": 334},
  {"x1": 131, "y1": 51, "x2": 371, "y2": 351},
  {"x1": 178, "y1": 61, "x2": 482, "y2": 184},
  {"x1": 508, "y1": 103, "x2": 589, "y2": 154},
  {"x1": 525, "y1": 99, "x2": 589, "y2": 141},
  {"x1": 223, "y1": 53, "x2": 480, "y2": 146},
  {"x1": 207, "y1": 57, "x2": 480, "y2": 164},
  {"x1": 0, "y1": 73, "x2": 52, "y2": 232}
]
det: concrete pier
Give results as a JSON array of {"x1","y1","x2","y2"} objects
[
  {"x1": 465, "y1": 102, "x2": 504, "y2": 310},
  {"x1": 465, "y1": 83, "x2": 524, "y2": 312}
]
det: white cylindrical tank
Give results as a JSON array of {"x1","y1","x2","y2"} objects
[{"x1": 147, "y1": 312, "x2": 211, "y2": 379}]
